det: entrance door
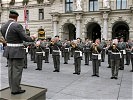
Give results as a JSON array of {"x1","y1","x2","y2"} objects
[
  {"x1": 112, "y1": 22, "x2": 129, "y2": 41},
  {"x1": 87, "y1": 23, "x2": 101, "y2": 42},
  {"x1": 63, "y1": 23, "x2": 76, "y2": 40}
]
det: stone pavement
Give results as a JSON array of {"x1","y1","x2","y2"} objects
[{"x1": 0, "y1": 51, "x2": 132, "y2": 100}]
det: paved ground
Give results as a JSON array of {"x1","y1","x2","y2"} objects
[{"x1": 0, "y1": 51, "x2": 133, "y2": 100}]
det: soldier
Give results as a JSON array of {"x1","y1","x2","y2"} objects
[
  {"x1": 83, "y1": 38, "x2": 91, "y2": 65},
  {"x1": 125, "y1": 39, "x2": 132, "y2": 65},
  {"x1": 100, "y1": 38, "x2": 107, "y2": 62},
  {"x1": 70, "y1": 40, "x2": 74, "y2": 57},
  {"x1": 35, "y1": 40, "x2": 43, "y2": 70},
  {"x1": 90, "y1": 39, "x2": 102, "y2": 77},
  {"x1": 50, "y1": 35, "x2": 62, "y2": 72},
  {"x1": 29, "y1": 42, "x2": 36, "y2": 61},
  {"x1": 0, "y1": 10, "x2": 36, "y2": 94},
  {"x1": 108, "y1": 39, "x2": 121, "y2": 79},
  {"x1": 72, "y1": 39, "x2": 83, "y2": 75},
  {"x1": 117, "y1": 37, "x2": 126, "y2": 70},
  {"x1": 106, "y1": 40, "x2": 112, "y2": 68},
  {"x1": 23, "y1": 41, "x2": 29, "y2": 69},
  {"x1": 130, "y1": 46, "x2": 133, "y2": 72},
  {"x1": 62, "y1": 39, "x2": 70, "y2": 64},
  {"x1": 40, "y1": 39, "x2": 50, "y2": 63}
]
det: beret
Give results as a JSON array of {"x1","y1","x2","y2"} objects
[{"x1": 10, "y1": 10, "x2": 19, "y2": 16}]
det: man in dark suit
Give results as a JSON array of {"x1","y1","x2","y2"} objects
[{"x1": 1, "y1": 10, "x2": 36, "y2": 95}]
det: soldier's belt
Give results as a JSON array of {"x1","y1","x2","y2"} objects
[
  {"x1": 53, "y1": 50, "x2": 60, "y2": 52},
  {"x1": 7, "y1": 43, "x2": 23, "y2": 47},
  {"x1": 120, "y1": 50, "x2": 126, "y2": 54},
  {"x1": 36, "y1": 52, "x2": 43, "y2": 53},
  {"x1": 75, "y1": 51, "x2": 81, "y2": 52},
  {"x1": 92, "y1": 53, "x2": 99, "y2": 55},
  {"x1": 111, "y1": 52, "x2": 121, "y2": 54}
]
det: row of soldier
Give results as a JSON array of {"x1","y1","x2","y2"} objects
[{"x1": 22, "y1": 36, "x2": 133, "y2": 79}]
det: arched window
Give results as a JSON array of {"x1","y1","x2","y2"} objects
[
  {"x1": 89, "y1": 0, "x2": 98, "y2": 11},
  {"x1": 65, "y1": 0, "x2": 73, "y2": 12},
  {"x1": 116, "y1": 0, "x2": 127, "y2": 9}
]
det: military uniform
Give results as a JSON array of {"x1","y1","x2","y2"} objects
[
  {"x1": 130, "y1": 49, "x2": 133, "y2": 72},
  {"x1": 90, "y1": 43, "x2": 102, "y2": 77},
  {"x1": 1, "y1": 10, "x2": 34, "y2": 94},
  {"x1": 125, "y1": 42, "x2": 132, "y2": 65},
  {"x1": 23, "y1": 42, "x2": 29, "y2": 69},
  {"x1": 108, "y1": 44, "x2": 121, "y2": 79},
  {"x1": 30, "y1": 42, "x2": 36, "y2": 61},
  {"x1": 100, "y1": 41, "x2": 107, "y2": 62},
  {"x1": 51, "y1": 40, "x2": 62, "y2": 72},
  {"x1": 40, "y1": 41, "x2": 50, "y2": 63},
  {"x1": 72, "y1": 43, "x2": 83, "y2": 75},
  {"x1": 117, "y1": 42, "x2": 126, "y2": 70},
  {"x1": 62, "y1": 43, "x2": 70, "y2": 64},
  {"x1": 83, "y1": 42, "x2": 91, "y2": 65},
  {"x1": 35, "y1": 46, "x2": 43, "y2": 70}
]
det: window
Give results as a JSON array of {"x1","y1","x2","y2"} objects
[
  {"x1": 26, "y1": 10, "x2": 29, "y2": 21},
  {"x1": 39, "y1": 9, "x2": 44, "y2": 20},
  {"x1": 116, "y1": 0, "x2": 127, "y2": 9},
  {"x1": 65, "y1": 0, "x2": 73, "y2": 12},
  {"x1": 89, "y1": 0, "x2": 98, "y2": 11}
]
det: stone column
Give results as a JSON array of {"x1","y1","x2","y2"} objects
[
  {"x1": 53, "y1": 21, "x2": 58, "y2": 37},
  {"x1": 102, "y1": 12, "x2": 108, "y2": 40},
  {"x1": 74, "y1": 12, "x2": 83, "y2": 39},
  {"x1": 50, "y1": 12, "x2": 60, "y2": 38},
  {"x1": 76, "y1": 20, "x2": 81, "y2": 38}
]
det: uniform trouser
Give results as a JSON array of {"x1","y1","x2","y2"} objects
[
  {"x1": 8, "y1": 58, "x2": 24, "y2": 92},
  {"x1": 24, "y1": 53, "x2": 27, "y2": 68},
  {"x1": 34, "y1": 52, "x2": 37, "y2": 63},
  {"x1": 45, "y1": 52, "x2": 49, "y2": 63},
  {"x1": 120, "y1": 54, "x2": 124, "y2": 69},
  {"x1": 101, "y1": 50, "x2": 105, "y2": 62},
  {"x1": 71, "y1": 50, "x2": 74, "y2": 57},
  {"x1": 90, "y1": 51, "x2": 92, "y2": 61},
  {"x1": 111, "y1": 59, "x2": 120, "y2": 78},
  {"x1": 74, "y1": 57, "x2": 81, "y2": 73},
  {"x1": 30, "y1": 49, "x2": 34, "y2": 61},
  {"x1": 131, "y1": 58, "x2": 133, "y2": 70},
  {"x1": 37, "y1": 54, "x2": 43, "y2": 69},
  {"x1": 64, "y1": 52, "x2": 69, "y2": 63},
  {"x1": 125, "y1": 52, "x2": 130, "y2": 65},
  {"x1": 68, "y1": 52, "x2": 70, "y2": 60},
  {"x1": 108, "y1": 54, "x2": 111, "y2": 67},
  {"x1": 62, "y1": 51, "x2": 64, "y2": 57},
  {"x1": 53, "y1": 55, "x2": 60, "y2": 71},
  {"x1": 92, "y1": 59, "x2": 99, "y2": 75},
  {"x1": 84, "y1": 52, "x2": 89, "y2": 65}
]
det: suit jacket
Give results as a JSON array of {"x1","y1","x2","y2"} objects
[{"x1": 1, "y1": 19, "x2": 34, "y2": 58}]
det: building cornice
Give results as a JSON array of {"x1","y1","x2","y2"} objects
[{"x1": 2, "y1": 3, "x2": 51, "y2": 10}]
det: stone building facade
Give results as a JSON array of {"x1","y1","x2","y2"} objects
[{"x1": 0, "y1": 0, "x2": 133, "y2": 42}]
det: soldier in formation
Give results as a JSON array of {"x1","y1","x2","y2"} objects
[{"x1": 71, "y1": 38, "x2": 83, "y2": 75}]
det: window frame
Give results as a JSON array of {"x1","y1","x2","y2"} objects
[
  {"x1": 39, "y1": 9, "x2": 44, "y2": 20},
  {"x1": 116, "y1": 0, "x2": 127, "y2": 10},
  {"x1": 65, "y1": 0, "x2": 73, "y2": 13},
  {"x1": 89, "y1": 0, "x2": 98, "y2": 12}
]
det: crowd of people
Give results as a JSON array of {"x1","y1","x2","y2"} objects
[
  {"x1": 0, "y1": 10, "x2": 132, "y2": 95},
  {"x1": 22, "y1": 36, "x2": 133, "y2": 79}
]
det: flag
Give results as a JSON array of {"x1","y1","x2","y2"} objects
[{"x1": 24, "y1": 4, "x2": 28, "y2": 29}]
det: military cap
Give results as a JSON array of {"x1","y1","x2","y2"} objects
[{"x1": 10, "y1": 10, "x2": 19, "y2": 16}]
